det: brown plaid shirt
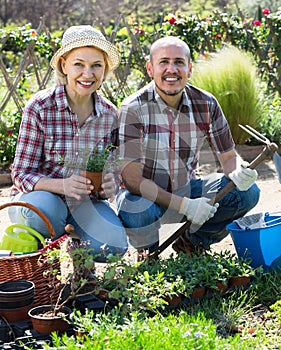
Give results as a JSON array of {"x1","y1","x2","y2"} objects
[{"x1": 119, "y1": 81, "x2": 234, "y2": 192}]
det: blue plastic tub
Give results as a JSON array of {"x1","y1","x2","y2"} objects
[{"x1": 226, "y1": 213, "x2": 281, "y2": 270}]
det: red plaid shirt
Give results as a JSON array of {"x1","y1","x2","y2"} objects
[
  {"x1": 119, "y1": 81, "x2": 234, "y2": 192},
  {"x1": 11, "y1": 85, "x2": 119, "y2": 195}
]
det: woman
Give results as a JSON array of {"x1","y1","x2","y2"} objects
[{"x1": 9, "y1": 25, "x2": 128, "y2": 261}]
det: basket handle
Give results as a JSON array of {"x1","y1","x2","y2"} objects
[{"x1": 0, "y1": 201, "x2": 56, "y2": 239}]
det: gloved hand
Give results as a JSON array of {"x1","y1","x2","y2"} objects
[
  {"x1": 179, "y1": 197, "x2": 219, "y2": 226},
  {"x1": 229, "y1": 161, "x2": 258, "y2": 191}
]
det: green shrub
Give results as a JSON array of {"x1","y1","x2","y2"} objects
[
  {"x1": 0, "y1": 110, "x2": 21, "y2": 163},
  {"x1": 190, "y1": 46, "x2": 263, "y2": 144},
  {"x1": 257, "y1": 92, "x2": 281, "y2": 144}
]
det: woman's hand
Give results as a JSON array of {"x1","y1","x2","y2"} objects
[
  {"x1": 100, "y1": 172, "x2": 118, "y2": 201},
  {"x1": 63, "y1": 174, "x2": 94, "y2": 200}
]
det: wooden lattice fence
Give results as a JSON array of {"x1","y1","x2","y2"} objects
[
  {"x1": 0, "y1": 17, "x2": 150, "y2": 118},
  {"x1": 0, "y1": 20, "x2": 56, "y2": 114}
]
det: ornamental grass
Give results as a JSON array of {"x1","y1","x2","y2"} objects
[{"x1": 190, "y1": 45, "x2": 263, "y2": 144}]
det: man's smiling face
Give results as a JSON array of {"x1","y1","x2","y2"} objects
[{"x1": 146, "y1": 43, "x2": 192, "y2": 104}]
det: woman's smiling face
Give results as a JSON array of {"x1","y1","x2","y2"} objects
[{"x1": 61, "y1": 46, "x2": 106, "y2": 97}]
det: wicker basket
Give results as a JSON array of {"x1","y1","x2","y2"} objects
[{"x1": 0, "y1": 201, "x2": 61, "y2": 306}]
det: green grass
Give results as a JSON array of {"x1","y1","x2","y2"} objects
[
  {"x1": 190, "y1": 46, "x2": 263, "y2": 144},
  {"x1": 47, "y1": 311, "x2": 259, "y2": 349}
]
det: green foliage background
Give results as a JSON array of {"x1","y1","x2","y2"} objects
[{"x1": 0, "y1": 6, "x2": 281, "y2": 162}]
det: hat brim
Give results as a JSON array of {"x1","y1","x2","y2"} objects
[{"x1": 50, "y1": 37, "x2": 120, "y2": 72}]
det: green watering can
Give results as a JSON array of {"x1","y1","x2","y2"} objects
[{"x1": 0, "y1": 224, "x2": 46, "y2": 253}]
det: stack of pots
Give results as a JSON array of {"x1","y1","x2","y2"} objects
[{"x1": 0, "y1": 280, "x2": 35, "y2": 322}]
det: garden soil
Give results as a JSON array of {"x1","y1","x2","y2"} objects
[{"x1": 1, "y1": 146, "x2": 281, "y2": 259}]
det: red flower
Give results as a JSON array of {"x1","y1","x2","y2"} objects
[
  {"x1": 262, "y1": 8, "x2": 270, "y2": 15},
  {"x1": 31, "y1": 30, "x2": 37, "y2": 36},
  {"x1": 6, "y1": 130, "x2": 13, "y2": 136},
  {"x1": 134, "y1": 27, "x2": 145, "y2": 36},
  {"x1": 253, "y1": 20, "x2": 261, "y2": 26},
  {"x1": 168, "y1": 17, "x2": 177, "y2": 25}
]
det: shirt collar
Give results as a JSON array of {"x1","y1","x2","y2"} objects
[
  {"x1": 54, "y1": 85, "x2": 69, "y2": 111},
  {"x1": 150, "y1": 81, "x2": 191, "y2": 114},
  {"x1": 54, "y1": 86, "x2": 106, "y2": 118}
]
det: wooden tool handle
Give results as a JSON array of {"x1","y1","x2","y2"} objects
[{"x1": 149, "y1": 143, "x2": 278, "y2": 258}]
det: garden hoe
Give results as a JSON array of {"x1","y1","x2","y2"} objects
[{"x1": 147, "y1": 125, "x2": 280, "y2": 260}]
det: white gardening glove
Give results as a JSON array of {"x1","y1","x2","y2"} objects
[
  {"x1": 229, "y1": 161, "x2": 258, "y2": 191},
  {"x1": 179, "y1": 197, "x2": 219, "y2": 226}
]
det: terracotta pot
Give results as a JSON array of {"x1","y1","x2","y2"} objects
[
  {"x1": 165, "y1": 294, "x2": 182, "y2": 305},
  {"x1": 98, "y1": 289, "x2": 110, "y2": 301},
  {"x1": 0, "y1": 280, "x2": 34, "y2": 322},
  {"x1": 80, "y1": 170, "x2": 103, "y2": 192},
  {"x1": 28, "y1": 305, "x2": 71, "y2": 334},
  {"x1": 229, "y1": 275, "x2": 251, "y2": 287},
  {"x1": 190, "y1": 286, "x2": 206, "y2": 299},
  {"x1": 0, "y1": 304, "x2": 34, "y2": 323},
  {"x1": 208, "y1": 281, "x2": 228, "y2": 293},
  {"x1": 216, "y1": 281, "x2": 229, "y2": 292}
]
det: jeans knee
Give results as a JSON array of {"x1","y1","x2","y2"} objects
[
  {"x1": 240, "y1": 183, "x2": 260, "y2": 210},
  {"x1": 117, "y1": 190, "x2": 161, "y2": 229}
]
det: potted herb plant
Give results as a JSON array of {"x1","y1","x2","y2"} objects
[
  {"x1": 80, "y1": 143, "x2": 119, "y2": 193},
  {"x1": 28, "y1": 238, "x2": 98, "y2": 334},
  {"x1": 218, "y1": 251, "x2": 255, "y2": 287}
]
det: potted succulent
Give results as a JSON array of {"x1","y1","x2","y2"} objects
[
  {"x1": 28, "y1": 238, "x2": 98, "y2": 334},
  {"x1": 79, "y1": 143, "x2": 119, "y2": 193}
]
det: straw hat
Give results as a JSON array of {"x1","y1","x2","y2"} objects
[{"x1": 50, "y1": 25, "x2": 120, "y2": 72}]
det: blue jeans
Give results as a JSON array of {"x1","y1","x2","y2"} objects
[
  {"x1": 9, "y1": 191, "x2": 128, "y2": 260},
  {"x1": 116, "y1": 173, "x2": 260, "y2": 250}
]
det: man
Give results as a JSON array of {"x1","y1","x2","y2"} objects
[{"x1": 116, "y1": 36, "x2": 260, "y2": 255}]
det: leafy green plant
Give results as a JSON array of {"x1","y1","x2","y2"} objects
[
  {"x1": 0, "y1": 110, "x2": 21, "y2": 163},
  {"x1": 85, "y1": 144, "x2": 118, "y2": 173},
  {"x1": 257, "y1": 92, "x2": 281, "y2": 144},
  {"x1": 213, "y1": 251, "x2": 255, "y2": 279},
  {"x1": 67, "y1": 309, "x2": 96, "y2": 335},
  {"x1": 269, "y1": 300, "x2": 281, "y2": 324},
  {"x1": 38, "y1": 238, "x2": 97, "y2": 316},
  {"x1": 97, "y1": 256, "x2": 137, "y2": 297},
  {"x1": 120, "y1": 270, "x2": 183, "y2": 314}
]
